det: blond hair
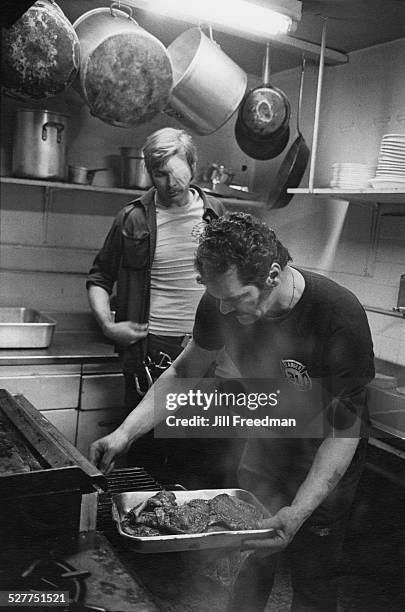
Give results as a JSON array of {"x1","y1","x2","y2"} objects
[{"x1": 143, "y1": 127, "x2": 198, "y2": 178}]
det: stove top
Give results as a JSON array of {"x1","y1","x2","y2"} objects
[
  {"x1": 1, "y1": 533, "x2": 161, "y2": 612},
  {"x1": 1, "y1": 557, "x2": 90, "y2": 611}
]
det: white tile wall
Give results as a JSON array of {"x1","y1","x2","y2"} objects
[{"x1": 0, "y1": 270, "x2": 89, "y2": 312}]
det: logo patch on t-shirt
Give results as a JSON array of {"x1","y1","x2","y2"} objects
[{"x1": 280, "y1": 359, "x2": 312, "y2": 391}]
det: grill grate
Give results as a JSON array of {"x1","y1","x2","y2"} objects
[{"x1": 97, "y1": 467, "x2": 161, "y2": 534}]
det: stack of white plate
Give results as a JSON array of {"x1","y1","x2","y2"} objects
[
  {"x1": 370, "y1": 134, "x2": 405, "y2": 188},
  {"x1": 329, "y1": 163, "x2": 375, "y2": 189}
]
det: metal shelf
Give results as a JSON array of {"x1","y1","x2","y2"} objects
[
  {"x1": 0, "y1": 176, "x2": 262, "y2": 207},
  {"x1": 0, "y1": 176, "x2": 146, "y2": 196},
  {"x1": 288, "y1": 188, "x2": 405, "y2": 205}
]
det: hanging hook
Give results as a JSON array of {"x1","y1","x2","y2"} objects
[
  {"x1": 110, "y1": 1, "x2": 134, "y2": 20},
  {"x1": 198, "y1": 23, "x2": 219, "y2": 46},
  {"x1": 263, "y1": 43, "x2": 271, "y2": 86}
]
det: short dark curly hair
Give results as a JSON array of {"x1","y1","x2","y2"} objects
[{"x1": 195, "y1": 212, "x2": 292, "y2": 288}]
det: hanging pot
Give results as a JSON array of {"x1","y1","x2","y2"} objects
[
  {"x1": 235, "y1": 117, "x2": 290, "y2": 161},
  {"x1": 12, "y1": 108, "x2": 69, "y2": 180},
  {"x1": 238, "y1": 44, "x2": 290, "y2": 139},
  {"x1": 72, "y1": 3, "x2": 173, "y2": 127},
  {"x1": 1, "y1": 0, "x2": 80, "y2": 100},
  {"x1": 167, "y1": 28, "x2": 247, "y2": 135},
  {"x1": 266, "y1": 55, "x2": 310, "y2": 209}
]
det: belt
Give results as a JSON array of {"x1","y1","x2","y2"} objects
[{"x1": 148, "y1": 333, "x2": 192, "y2": 348}]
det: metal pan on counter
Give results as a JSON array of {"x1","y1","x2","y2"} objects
[{"x1": 112, "y1": 488, "x2": 273, "y2": 553}]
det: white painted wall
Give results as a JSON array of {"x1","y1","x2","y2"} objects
[{"x1": 255, "y1": 39, "x2": 405, "y2": 366}]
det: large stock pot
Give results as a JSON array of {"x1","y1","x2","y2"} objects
[
  {"x1": 72, "y1": 3, "x2": 173, "y2": 127},
  {"x1": 12, "y1": 108, "x2": 69, "y2": 180},
  {"x1": 167, "y1": 28, "x2": 247, "y2": 135},
  {"x1": 1, "y1": 0, "x2": 80, "y2": 100}
]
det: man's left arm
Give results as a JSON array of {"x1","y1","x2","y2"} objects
[
  {"x1": 245, "y1": 294, "x2": 374, "y2": 552},
  {"x1": 243, "y1": 436, "x2": 359, "y2": 552}
]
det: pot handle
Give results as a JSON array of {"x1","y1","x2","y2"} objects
[
  {"x1": 41, "y1": 122, "x2": 65, "y2": 143},
  {"x1": 110, "y1": 1, "x2": 137, "y2": 22},
  {"x1": 200, "y1": 24, "x2": 220, "y2": 48}
]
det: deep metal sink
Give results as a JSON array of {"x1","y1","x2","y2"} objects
[{"x1": 0, "y1": 308, "x2": 56, "y2": 349}]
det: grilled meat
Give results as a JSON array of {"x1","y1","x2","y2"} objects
[
  {"x1": 146, "y1": 490, "x2": 177, "y2": 509},
  {"x1": 121, "y1": 520, "x2": 161, "y2": 537},
  {"x1": 123, "y1": 491, "x2": 263, "y2": 537},
  {"x1": 126, "y1": 490, "x2": 177, "y2": 521},
  {"x1": 208, "y1": 494, "x2": 261, "y2": 530},
  {"x1": 154, "y1": 500, "x2": 210, "y2": 534},
  {"x1": 133, "y1": 511, "x2": 160, "y2": 529},
  {"x1": 187, "y1": 498, "x2": 211, "y2": 512}
]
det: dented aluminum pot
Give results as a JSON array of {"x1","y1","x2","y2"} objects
[
  {"x1": 1, "y1": 0, "x2": 80, "y2": 100},
  {"x1": 72, "y1": 3, "x2": 173, "y2": 127}
]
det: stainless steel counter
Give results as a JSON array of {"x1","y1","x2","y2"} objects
[{"x1": 0, "y1": 331, "x2": 119, "y2": 365}]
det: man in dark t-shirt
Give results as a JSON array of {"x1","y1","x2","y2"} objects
[
  {"x1": 192, "y1": 213, "x2": 374, "y2": 612},
  {"x1": 193, "y1": 264, "x2": 374, "y2": 507},
  {"x1": 90, "y1": 212, "x2": 374, "y2": 612}
]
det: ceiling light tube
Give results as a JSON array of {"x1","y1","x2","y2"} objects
[{"x1": 135, "y1": 0, "x2": 300, "y2": 37}]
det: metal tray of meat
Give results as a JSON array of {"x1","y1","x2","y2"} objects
[
  {"x1": 111, "y1": 488, "x2": 273, "y2": 553},
  {"x1": 0, "y1": 307, "x2": 56, "y2": 348}
]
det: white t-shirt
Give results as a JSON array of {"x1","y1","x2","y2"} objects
[{"x1": 149, "y1": 189, "x2": 206, "y2": 335}]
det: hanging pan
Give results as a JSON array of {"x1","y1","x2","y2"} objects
[
  {"x1": 266, "y1": 55, "x2": 310, "y2": 209},
  {"x1": 235, "y1": 43, "x2": 290, "y2": 160},
  {"x1": 239, "y1": 43, "x2": 290, "y2": 138},
  {"x1": 235, "y1": 117, "x2": 290, "y2": 161}
]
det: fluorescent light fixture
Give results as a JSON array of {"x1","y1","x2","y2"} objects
[{"x1": 137, "y1": 0, "x2": 300, "y2": 37}]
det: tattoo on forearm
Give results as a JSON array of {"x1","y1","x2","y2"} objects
[{"x1": 326, "y1": 469, "x2": 342, "y2": 491}]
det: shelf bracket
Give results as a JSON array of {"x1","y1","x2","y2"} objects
[
  {"x1": 363, "y1": 203, "x2": 382, "y2": 277},
  {"x1": 308, "y1": 18, "x2": 327, "y2": 192}
]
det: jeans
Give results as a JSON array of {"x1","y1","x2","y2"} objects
[
  {"x1": 229, "y1": 439, "x2": 368, "y2": 612},
  {"x1": 229, "y1": 516, "x2": 348, "y2": 612}
]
